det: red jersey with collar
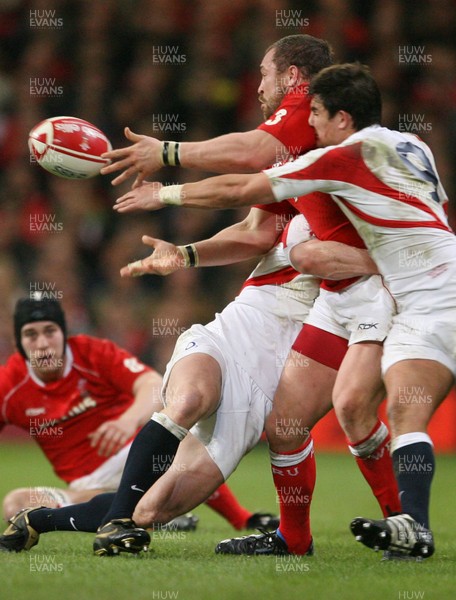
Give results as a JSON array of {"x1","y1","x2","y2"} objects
[
  {"x1": 256, "y1": 88, "x2": 366, "y2": 291},
  {"x1": 257, "y1": 84, "x2": 316, "y2": 158},
  {"x1": 0, "y1": 335, "x2": 153, "y2": 483}
]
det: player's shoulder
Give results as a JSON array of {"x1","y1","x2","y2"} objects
[
  {"x1": 282, "y1": 214, "x2": 313, "y2": 246},
  {"x1": 0, "y1": 352, "x2": 29, "y2": 398},
  {"x1": 67, "y1": 334, "x2": 116, "y2": 364},
  {"x1": 68, "y1": 334, "x2": 104, "y2": 354},
  {"x1": 0, "y1": 352, "x2": 27, "y2": 380},
  {"x1": 71, "y1": 332, "x2": 128, "y2": 354},
  {"x1": 69, "y1": 334, "x2": 151, "y2": 373}
]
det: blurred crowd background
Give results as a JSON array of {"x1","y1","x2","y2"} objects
[{"x1": 0, "y1": 0, "x2": 455, "y2": 372}]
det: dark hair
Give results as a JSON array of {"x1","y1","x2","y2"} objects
[
  {"x1": 14, "y1": 297, "x2": 67, "y2": 358},
  {"x1": 309, "y1": 63, "x2": 382, "y2": 130},
  {"x1": 267, "y1": 35, "x2": 334, "y2": 80}
]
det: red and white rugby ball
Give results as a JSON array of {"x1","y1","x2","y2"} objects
[{"x1": 28, "y1": 116, "x2": 112, "y2": 179}]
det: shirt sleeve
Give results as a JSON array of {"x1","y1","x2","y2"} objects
[
  {"x1": 82, "y1": 337, "x2": 153, "y2": 395},
  {"x1": 265, "y1": 145, "x2": 350, "y2": 201}
]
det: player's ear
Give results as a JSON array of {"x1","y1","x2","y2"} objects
[
  {"x1": 337, "y1": 110, "x2": 355, "y2": 132},
  {"x1": 287, "y1": 65, "x2": 300, "y2": 86}
]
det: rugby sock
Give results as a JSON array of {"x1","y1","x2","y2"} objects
[
  {"x1": 391, "y1": 433, "x2": 435, "y2": 528},
  {"x1": 348, "y1": 420, "x2": 401, "y2": 517},
  {"x1": 28, "y1": 493, "x2": 115, "y2": 533},
  {"x1": 205, "y1": 483, "x2": 251, "y2": 530},
  {"x1": 102, "y1": 414, "x2": 188, "y2": 524},
  {"x1": 270, "y1": 437, "x2": 315, "y2": 554}
]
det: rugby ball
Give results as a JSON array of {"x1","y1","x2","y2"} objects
[{"x1": 28, "y1": 116, "x2": 112, "y2": 179}]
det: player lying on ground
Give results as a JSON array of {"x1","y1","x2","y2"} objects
[
  {"x1": 111, "y1": 63, "x2": 456, "y2": 560},
  {"x1": 0, "y1": 297, "x2": 278, "y2": 532},
  {"x1": 0, "y1": 213, "x2": 383, "y2": 555}
]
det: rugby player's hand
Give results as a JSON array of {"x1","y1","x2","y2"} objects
[
  {"x1": 101, "y1": 127, "x2": 163, "y2": 188},
  {"x1": 121, "y1": 236, "x2": 185, "y2": 277},
  {"x1": 113, "y1": 181, "x2": 164, "y2": 213},
  {"x1": 88, "y1": 416, "x2": 138, "y2": 457}
]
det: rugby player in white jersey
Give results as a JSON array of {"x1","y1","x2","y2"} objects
[
  {"x1": 120, "y1": 63, "x2": 455, "y2": 560},
  {"x1": 104, "y1": 35, "x2": 400, "y2": 558}
]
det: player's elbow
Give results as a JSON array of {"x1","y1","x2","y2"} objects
[
  {"x1": 289, "y1": 244, "x2": 318, "y2": 274},
  {"x1": 233, "y1": 134, "x2": 275, "y2": 172},
  {"x1": 240, "y1": 152, "x2": 271, "y2": 172}
]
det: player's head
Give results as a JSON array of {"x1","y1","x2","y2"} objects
[
  {"x1": 14, "y1": 297, "x2": 67, "y2": 380},
  {"x1": 259, "y1": 35, "x2": 334, "y2": 119},
  {"x1": 308, "y1": 63, "x2": 382, "y2": 146}
]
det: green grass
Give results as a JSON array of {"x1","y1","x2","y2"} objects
[{"x1": 0, "y1": 442, "x2": 455, "y2": 600}]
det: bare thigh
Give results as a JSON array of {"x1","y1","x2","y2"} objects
[{"x1": 265, "y1": 350, "x2": 336, "y2": 453}]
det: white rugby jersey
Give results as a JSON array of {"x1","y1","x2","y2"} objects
[
  {"x1": 239, "y1": 214, "x2": 320, "y2": 322},
  {"x1": 265, "y1": 125, "x2": 456, "y2": 299}
]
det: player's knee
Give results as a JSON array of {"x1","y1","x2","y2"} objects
[
  {"x1": 265, "y1": 411, "x2": 310, "y2": 451},
  {"x1": 334, "y1": 391, "x2": 373, "y2": 428},
  {"x1": 133, "y1": 504, "x2": 174, "y2": 528},
  {"x1": 133, "y1": 504, "x2": 158, "y2": 527},
  {"x1": 2, "y1": 488, "x2": 29, "y2": 520},
  {"x1": 165, "y1": 385, "x2": 215, "y2": 425}
]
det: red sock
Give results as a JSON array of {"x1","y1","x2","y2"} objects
[
  {"x1": 348, "y1": 420, "x2": 401, "y2": 517},
  {"x1": 270, "y1": 437, "x2": 315, "y2": 554},
  {"x1": 205, "y1": 483, "x2": 252, "y2": 530}
]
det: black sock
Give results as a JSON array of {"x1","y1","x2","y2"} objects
[
  {"x1": 101, "y1": 419, "x2": 181, "y2": 524},
  {"x1": 28, "y1": 493, "x2": 115, "y2": 533},
  {"x1": 393, "y1": 441, "x2": 435, "y2": 528}
]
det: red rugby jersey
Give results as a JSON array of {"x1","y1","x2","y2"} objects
[
  {"x1": 257, "y1": 88, "x2": 366, "y2": 290},
  {"x1": 0, "y1": 335, "x2": 153, "y2": 483}
]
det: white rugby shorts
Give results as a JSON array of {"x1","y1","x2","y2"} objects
[
  {"x1": 382, "y1": 263, "x2": 456, "y2": 375},
  {"x1": 68, "y1": 443, "x2": 132, "y2": 492},
  {"x1": 161, "y1": 301, "x2": 302, "y2": 479},
  {"x1": 305, "y1": 275, "x2": 395, "y2": 345}
]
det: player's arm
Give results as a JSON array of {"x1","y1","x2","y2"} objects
[
  {"x1": 101, "y1": 127, "x2": 285, "y2": 187},
  {"x1": 289, "y1": 240, "x2": 379, "y2": 279},
  {"x1": 89, "y1": 369, "x2": 163, "y2": 458},
  {"x1": 121, "y1": 207, "x2": 284, "y2": 277},
  {"x1": 113, "y1": 146, "x2": 346, "y2": 213},
  {"x1": 114, "y1": 172, "x2": 274, "y2": 214}
]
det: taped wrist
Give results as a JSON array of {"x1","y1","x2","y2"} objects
[
  {"x1": 162, "y1": 141, "x2": 181, "y2": 166},
  {"x1": 158, "y1": 184, "x2": 183, "y2": 205},
  {"x1": 177, "y1": 244, "x2": 199, "y2": 267}
]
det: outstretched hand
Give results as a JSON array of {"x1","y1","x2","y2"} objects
[
  {"x1": 113, "y1": 181, "x2": 164, "y2": 213},
  {"x1": 101, "y1": 127, "x2": 164, "y2": 188},
  {"x1": 121, "y1": 235, "x2": 186, "y2": 277}
]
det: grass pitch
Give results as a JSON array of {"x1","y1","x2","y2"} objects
[{"x1": 0, "y1": 441, "x2": 455, "y2": 600}]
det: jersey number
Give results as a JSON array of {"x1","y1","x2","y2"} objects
[
  {"x1": 265, "y1": 108, "x2": 288, "y2": 126},
  {"x1": 396, "y1": 141, "x2": 440, "y2": 203}
]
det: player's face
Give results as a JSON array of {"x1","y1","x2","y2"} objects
[
  {"x1": 258, "y1": 49, "x2": 287, "y2": 119},
  {"x1": 309, "y1": 97, "x2": 348, "y2": 147},
  {"x1": 21, "y1": 321, "x2": 66, "y2": 381}
]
